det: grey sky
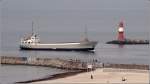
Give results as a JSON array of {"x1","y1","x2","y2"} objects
[
  {"x1": 2, "y1": 0, "x2": 150, "y2": 11},
  {"x1": 1, "y1": 0, "x2": 150, "y2": 34}
]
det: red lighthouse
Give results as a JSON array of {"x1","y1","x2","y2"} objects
[
  {"x1": 106, "y1": 21, "x2": 149, "y2": 44},
  {"x1": 117, "y1": 21, "x2": 125, "y2": 41}
]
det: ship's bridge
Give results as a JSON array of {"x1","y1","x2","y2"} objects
[{"x1": 21, "y1": 34, "x2": 40, "y2": 44}]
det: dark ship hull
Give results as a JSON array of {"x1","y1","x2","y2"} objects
[{"x1": 20, "y1": 47, "x2": 95, "y2": 51}]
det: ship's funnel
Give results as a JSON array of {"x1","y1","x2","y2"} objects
[{"x1": 117, "y1": 21, "x2": 125, "y2": 41}]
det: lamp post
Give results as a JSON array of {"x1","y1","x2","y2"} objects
[{"x1": 87, "y1": 64, "x2": 93, "y2": 79}]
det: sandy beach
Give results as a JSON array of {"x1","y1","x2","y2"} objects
[{"x1": 33, "y1": 68, "x2": 149, "y2": 84}]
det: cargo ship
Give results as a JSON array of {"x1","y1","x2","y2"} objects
[
  {"x1": 20, "y1": 23, "x2": 98, "y2": 51},
  {"x1": 106, "y1": 21, "x2": 149, "y2": 45}
]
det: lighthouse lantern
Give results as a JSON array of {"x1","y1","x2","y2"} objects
[{"x1": 118, "y1": 27, "x2": 124, "y2": 32}]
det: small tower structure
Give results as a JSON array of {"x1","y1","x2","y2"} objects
[{"x1": 118, "y1": 21, "x2": 125, "y2": 41}]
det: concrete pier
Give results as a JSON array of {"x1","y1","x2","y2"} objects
[
  {"x1": 103, "y1": 63, "x2": 149, "y2": 70},
  {"x1": 0, "y1": 56, "x2": 149, "y2": 70},
  {"x1": 0, "y1": 56, "x2": 88, "y2": 70}
]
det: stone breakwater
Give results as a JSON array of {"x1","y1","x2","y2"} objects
[
  {"x1": 16, "y1": 70, "x2": 86, "y2": 83},
  {"x1": 103, "y1": 63, "x2": 149, "y2": 70},
  {"x1": 0, "y1": 56, "x2": 149, "y2": 70},
  {"x1": 0, "y1": 56, "x2": 88, "y2": 70}
]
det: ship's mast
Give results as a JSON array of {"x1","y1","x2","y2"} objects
[
  {"x1": 32, "y1": 21, "x2": 34, "y2": 35},
  {"x1": 83, "y1": 25, "x2": 89, "y2": 41},
  {"x1": 84, "y1": 25, "x2": 88, "y2": 39}
]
